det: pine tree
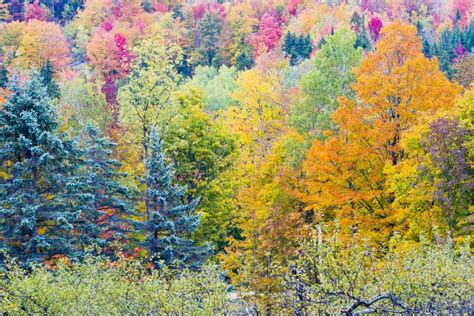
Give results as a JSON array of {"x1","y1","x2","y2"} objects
[
  {"x1": 198, "y1": 11, "x2": 223, "y2": 67},
  {"x1": 355, "y1": 16, "x2": 372, "y2": 50},
  {"x1": 235, "y1": 41, "x2": 254, "y2": 70},
  {"x1": 416, "y1": 22, "x2": 432, "y2": 58},
  {"x1": 350, "y1": 11, "x2": 362, "y2": 33},
  {"x1": 39, "y1": 61, "x2": 60, "y2": 99},
  {"x1": 462, "y1": 20, "x2": 473, "y2": 49},
  {"x1": 72, "y1": 125, "x2": 135, "y2": 256},
  {"x1": 283, "y1": 32, "x2": 295, "y2": 57},
  {"x1": 428, "y1": 21, "x2": 474, "y2": 79},
  {"x1": 422, "y1": 37, "x2": 432, "y2": 58},
  {"x1": 283, "y1": 32, "x2": 312, "y2": 65},
  {"x1": 317, "y1": 36, "x2": 327, "y2": 48},
  {"x1": 303, "y1": 35, "x2": 312, "y2": 57},
  {"x1": 143, "y1": 129, "x2": 210, "y2": 269},
  {"x1": 455, "y1": 9, "x2": 462, "y2": 27},
  {"x1": 0, "y1": 66, "x2": 7, "y2": 89},
  {"x1": 0, "y1": 72, "x2": 83, "y2": 265}
]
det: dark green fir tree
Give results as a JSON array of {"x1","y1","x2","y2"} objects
[
  {"x1": 197, "y1": 11, "x2": 223, "y2": 67},
  {"x1": 72, "y1": 124, "x2": 136, "y2": 256},
  {"x1": 283, "y1": 32, "x2": 312, "y2": 65},
  {"x1": 355, "y1": 16, "x2": 372, "y2": 51},
  {"x1": 0, "y1": 65, "x2": 8, "y2": 88},
  {"x1": 143, "y1": 129, "x2": 210, "y2": 269},
  {"x1": 416, "y1": 22, "x2": 432, "y2": 58},
  {"x1": 350, "y1": 11, "x2": 362, "y2": 33},
  {"x1": 0, "y1": 71, "x2": 83, "y2": 265},
  {"x1": 283, "y1": 32, "x2": 296, "y2": 57},
  {"x1": 39, "y1": 61, "x2": 60, "y2": 99},
  {"x1": 235, "y1": 40, "x2": 254, "y2": 71}
]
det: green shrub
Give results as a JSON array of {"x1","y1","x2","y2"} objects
[
  {"x1": 280, "y1": 232, "x2": 474, "y2": 314},
  {"x1": 1, "y1": 255, "x2": 232, "y2": 314}
]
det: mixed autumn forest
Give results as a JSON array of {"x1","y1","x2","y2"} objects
[{"x1": 0, "y1": 0, "x2": 473, "y2": 313}]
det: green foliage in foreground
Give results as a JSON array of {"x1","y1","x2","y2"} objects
[
  {"x1": 2, "y1": 236, "x2": 473, "y2": 315},
  {"x1": 278, "y1": 233, "x2": 474, "y2": 314},
  {"x1": 0, "y1": 255, "x2": 233, "y2": 314}
]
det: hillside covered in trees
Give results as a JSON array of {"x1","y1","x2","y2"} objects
[{"x1": 1, "y1": 0, "x2": 473, "y2": 313}]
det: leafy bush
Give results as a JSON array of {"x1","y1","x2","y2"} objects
[
  {"x1": 2, "y1": 235, "x2": 473, "y2": 315},
  {"x1": 279, "y1": 232, "x2": 474, "y2": 314},
  {"x1": 1, "y1": 255, "x2": 233, "y2": 314}
]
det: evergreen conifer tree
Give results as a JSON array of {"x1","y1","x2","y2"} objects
[
  {"x1": 0, "y1": 66, "x2": 7, "y2": 88},
  {"x1": 302, "y1": 34, "x2": 312, "y2": 57},
  {"x1": 317, "y1": 36, "x2": 327, "y2": 48},
  {"x1": 39, "y1": 61, "x2": 60, "y2": 99},
  {"x1": 198, "y1": 11, "x2": 223, "y2": 67},
  {"x1": 143, "y1": 129, "x2": 210, "y2": 269},
  {"x1": 350, "y1": 11, "x2": 362, "y2": 33},
  {"x1": 355, "y1": 16, "x2": 372, "y2": 51},
  {"x1": 283, "y1": 32, "x2": 295, "y2": 56},
  {"x1": 283, "y1": 32, "x2": 312, "y2": 65},
  {"x1": 72, "y1": 125, "x2": 135, "y2": 256},
  {"x1": 0, "y1": 72, "x2": 83, "y2": 265},
  {"x1": 235, "y1": 42, "x2": 254, "y2": 70}
]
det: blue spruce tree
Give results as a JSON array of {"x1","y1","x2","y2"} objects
[
  {"x1": 355, "y1": 16, "x2": 372, "y2": 51},
  {"x1": 0, "y1": 72, "x2": 83, "y2": 265},
  {"x1": 72, "y1": 124, "x2": 136, "y2": 257},
  {"x1": 39, "y1": 61, "x2": 60, "y2": 99},
  {"x1": 144, "y1": 129, "x2": 210, "y2": 269}
]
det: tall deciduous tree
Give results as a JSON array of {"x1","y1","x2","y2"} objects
[
  {"x1": 248, "y1": 11, "x2": 283, "y2": 58},
  {"x1": 422, "y1": 118, "x2": 472, "y2": 241},
  {"x1": 163, "y1": 88, "x2": 238, "y2": 250},
  {"x1": 368, "y1": 16, "x2": 382, "y2": 42},
  {"x1": 119, "y1": 40, "x2": 180, "y2": 161},
  {"x1": 117, "y1": 40, "x2": 181, "y2": 189},
  {"x1": 14, "y1": 20, "x2": 70, "y2": 71},
  {"x1": 24, "y1": 1, "x2": 48, "y2": 22},
  {"x1": 186, "y1": 65, "x2": 237, "y2": 111},
  {"x1": 86, "y1": 29, "x2": 134, "y2": 128},
  {"x1": 301, "y1": 22, "x2": 461, "y2": 245},
  {"x1": 292, "y1": 28, "x2": 362, "y2": 137}
]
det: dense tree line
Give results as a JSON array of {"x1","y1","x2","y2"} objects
[{"x1": 0, "y1": 0, "x2": 473, "y2": 313}]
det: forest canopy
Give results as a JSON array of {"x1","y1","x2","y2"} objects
[{"x1": 0, "y1": 0, "x2": 473, "y2": 314}]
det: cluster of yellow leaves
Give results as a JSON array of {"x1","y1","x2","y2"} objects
[
  {"x1": 220, "y1": 57, "x2": 311, "y2": 301},
  {"x1": 0, "y1": 20, "x2": 70, "y2": 73},
  {"x1": 0, "y1": 87, "x2": 10, "y2": 106},
  {"x1": 385, "y1": 86, "x2": 474, "y2": 242},
  {"x1": 223, "y1": 2, "x2": 258, "y2": 65}
]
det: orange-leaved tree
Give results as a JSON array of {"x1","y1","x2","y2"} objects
[{"x1": 300, "y1": 21, "x2": 461, "y2": 246}]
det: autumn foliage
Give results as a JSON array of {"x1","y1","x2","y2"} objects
[
  {"x1": 0, "y1": 0, "x2": 473, "y2": 313},
  {"x1": 301, "y1": 22, "x2": 461, "y2": 245}
]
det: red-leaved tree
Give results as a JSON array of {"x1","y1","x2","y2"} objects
[
  {"x1": 368, "y1": 17, "x2": 383, "y2": 42},
  {"x1": 24, "y1": 0, "x2": 47, "y2": 21},
  {"x1": 249, "y1": 11, "x2": 283, "y2": 58}
]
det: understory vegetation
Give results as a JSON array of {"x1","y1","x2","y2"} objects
[{"x1": 2, "y1": 236, "x2": 473, "y2": 314}]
